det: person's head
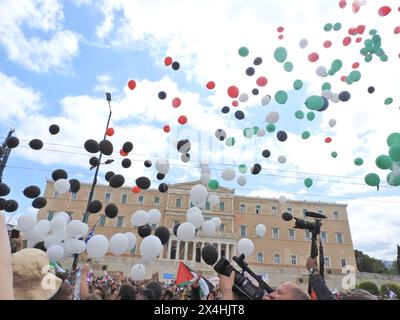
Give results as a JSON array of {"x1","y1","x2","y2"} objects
[
  {"x1": 267, "y1": 282, "x2": 311, "y2": 300},
  {"x1": 117, "y1": 284, "x2": 136, "y2": 300},
  {"x1": 147, "y1": 282, "x2": 162, "y2": 300},
  {"x1": 51, "y1": 280, "x2": 73, "y2": 300},
  {"x1": 161, "y1": 289, "x2": 173, "y2": 300},
  {"x1": 92, "y1": 285, "x2": 110, "y2": 300},
  {"x1": 139, "y1": 288, "x2": 155, "y2": 300}
]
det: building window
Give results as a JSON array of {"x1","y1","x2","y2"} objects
[
  {"x1": 287, "y1": 207, "x2": 292, "y2": 213},
  {"x1": 274, "y1": 253, "x2": 281, "y2": 264},
  {"x1": 324, "y1": 257, "x2": 331, "y2": 268},
  {"x1": 305, "y1": 231, "x2": 312, "y2": 241},
  {"x1": 271, "y1": 206, "x2": 277, "y2": 216},
  {"x1": 99, "y1": 215, "x2": 106, "y2": 226},
  {"x1": 333, "y1": 211, "x2": 339, "y2": 220},
  {"x1": 239, "y1": 225, "x2": 247, "y2": 237},
  {"x1": 205, "y1": 201, "x2": 211, "y2": 210},
  {"x1": 138, "y1": 195, "x2": 144, "y2": 205},
  {"x1": 173, "y1": 220, "x2": 180, "y2": 228},
  {"x1": 121, "y1": 194, "x2": 128, "y2": 204},
  {"x1": 288, "y1": 229, "x2": 296, "y2": 240},
  {"x1": 336, "y1": 233, "x2": 344, "y2": 244},
  {"x1": 176, "y1": 198, "x2": 182, "y2": 208},
  {"x1": 257, "y1": 252, "x2": 264, "y2": 263},
  {"x1": 290, "y1": 255, "x2": 297, "y2": 265},
  {"x1": 256, "y1": 205, "x2": 261, "y2": 214},
  {"x1": 240, "y1": 204, "x2": 246, "y2": 213},
  {"x1": 219, "y1": 224, "x2": 225, "y2": 233},
  {"x1": 47, "y1": 211, "x2": 55, "y2": 221},
  {"x1": 53, "y1": 191, "x2": 59, "y2": 199},
  {"x1": 303, "y1": 209, "x2": 307, "y2": 218},
  {"x1": 220, "y1": 202, "x2": 225, "y2": 212},
  {"x1": 116, "y1": 216, "x2": 124, "y2": 228},
  {"x1": 104, "y1": 192, "x2": 111, "y2": 203},
  {"x1": 71, "y1": 193, "x2": 77, "y2": 201},
  {"x1": 272, "y1": 228, "x2": 280, "y2": 240},
  {"x1": 340, "y1": 258, "x2": 347, "y2": 268},
  {"x1": 170, "y1": 241, "x2": 177, "y2": 260},
  {"x1": 321, "y1": 231, "x2": 328, "y2": 243},
  {"x1": 154, "y1": 196, "x2": 160, "y2": 206}
]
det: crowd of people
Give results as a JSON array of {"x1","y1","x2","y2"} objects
[{"x1": 0, "y1": 213, "x2": 387, "y2": 300}]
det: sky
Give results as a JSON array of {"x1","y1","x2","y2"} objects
[{"x1": 0, "y1": 0, "x2": 400, "y2": 261}]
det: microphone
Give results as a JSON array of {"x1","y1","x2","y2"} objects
[
  {"x1": 282, "y1": 212, "x2": 293, "y2": 221},
  {"x1": 305, "y1": 211, "x2": 327, "y2": 219}
]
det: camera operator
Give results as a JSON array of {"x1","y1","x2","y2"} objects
[{"x1": 306, "y1": 257, "x2": 335, "y2": 300}]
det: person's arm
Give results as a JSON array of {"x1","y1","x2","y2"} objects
[
  {"x1": 306, "y1": 258, "x2": 335, "y2": 300},
  {"x1": 218, "y1": 272, "x2": 235, "y2": 300},
  {"x1": 80, "y1": 264, "x2": 90, "y2": 300},
  {"x1": 0, "y1": 213, "x2": 14, "y2": 300},
  {"x1": 190, "y1": 272, "x2": 201, "y2": 300}
]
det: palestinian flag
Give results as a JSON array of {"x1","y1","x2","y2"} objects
[{"x1": 176, "y1": 261, "x2": 214, "y2": 298}]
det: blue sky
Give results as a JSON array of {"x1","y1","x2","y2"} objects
[{"x1": 0, "y1": 0, "x2": 400, "y2": 261}]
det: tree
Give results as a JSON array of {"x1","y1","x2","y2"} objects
[
  {"x1": 354, "y1": 250, "x2": 388, "y2": 273},
  {"x1": 358, "y1": 281, "x2": 380, "y2": 296}
]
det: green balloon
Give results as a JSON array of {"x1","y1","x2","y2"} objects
[
  {"x1": 380, "y1": 55, "x2": 388, "y2": 62},
  {"x1": 225, "y1": 137, "x2": 235, "y2": 146},
  {"x1": 208, "y1": 179, "x2": 219, "y2": 190},
  {"x1": 305, "y1": 95, "x2": 324, "y2": 111},
  {"x1": 274, "y1": 47, "x2": 288, "y2": 63},
  {"x1": 238, "y1": 47, "x2": 249, "y2": 57},
  {"x1": 331, "y1": 151, "x2": 338, "y2": 158},
  {"x1": 283, "y1": 61, "x2": 293, "y2": 72},
  {"x1": 364, "y1": 39, "x2": 373, "y2": 48},
  {"x1": 384, "y1": 97, "x2": 393, "y2": 105},
  {"x1": 323, "y1": 23, "x2": 333, "y2": 32},
  {"x1": 354, "y1": 157, "x2": 363, "y2": 166},
  {"x1": 331, "y1": 59, "x2": 343, "y2": 72},
  {"x1": 275, "y1": 90, "x2": 288, "y2": 104},
  {"x1": 243, "y1": 128, "x2": 253, "y2": 138},
  {"x1": 293, "y1": 79, "x2": 303, "y2": 90},
  {"x1": 238, "y1": 164, "x2": 247, "y2": 174},
  {"x1": 348, "y1": 70, "x2": 361, "y2": 82},
  {"x1": 304, "y1": 178, "x2": 313, "y2": 188},
  {"x1": 295, "y1": 110, "x2": 304, "y2": 119},
  {"x1": 389, "y1": 145, "x2": 400, "y2": 162},
  {"x1": 364, "y1": 54, "x2": 373, "y2": 63},
  {"x1": 266, "y1": 123, "x2": 276, "y2": 133},
  {"x1": 387, "y1": 133, "x2": 400, "y2": 147},
  {"x1": 321, "y1": 82, "x2": 331, "y2": 91},
  {"x1": 302, "y1": 131, "x2": 310, "y2": 139},
  {"x1": 364, "y1": 173, "x2": 380, "y2": 187},
  {"x1": 252, "y1": 126, "x2": 259, "y2": 134},
  {"x1": 307, "y1": 112, "x2": 315, "y2": 121},
  {"x1": 387, "y1": 172, "x2": 400, "y2": 186},
  {"x1": 369, "y1": 29, "x2": 377, "y2": 36},
  {"x1": 333, "y1": 22, "x2": 342, "y2": 31},
  {"x1": 375, "y1": 155, "x2": 393, "y2": 169},
  {"x1": 346, "y1": 77, "x2": 353, "y2": 85}
]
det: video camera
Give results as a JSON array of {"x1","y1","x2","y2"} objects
[
  {"x1": 282, "y1": 211, "x2": 326, "y2": 235},
  {"x1": 214, "y1": 253, "x2": 274, "y2": 300}
]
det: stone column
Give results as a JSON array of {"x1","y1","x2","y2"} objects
[
  {"x1": 192, "y1": 241, "x2": 196, "y2": 262},
  {"x1": 225, "y1": 244, "x2": 230, "y2": 261},
  {"x1": 200, "y1": 242, "x2": 205, "y2": 263},
  {"x1": 167, "y1": 240, "x2": 172, "y2": 260},
  {"x1": 218, "y1": 243, "x2": 221, "y2": 260},
  {"x1": 184, "y1": 241, "x2": 188, "y2": 261}
]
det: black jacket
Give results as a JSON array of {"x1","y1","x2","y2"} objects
[{"x1": 310, "y1": 273, "x2": 335, "y2": 300}]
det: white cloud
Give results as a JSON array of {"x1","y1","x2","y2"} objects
[{"x1": 94, "y1": 74, "x2": 116, "y2": 93}]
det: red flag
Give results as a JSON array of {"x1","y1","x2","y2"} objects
[{"x1": 176, "y1": 261, "x2": 195, "y2": 286}]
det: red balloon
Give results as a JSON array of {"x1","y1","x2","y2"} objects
[
  {"x1": 128, "y1": 80, "x2": 136, "y2": 90},
  {"x1": 232, "y1": 100, "x2": 239, "y2": 107},
  {"x1": 277, "y1": 26, "x2": 284, "y2": 33},
  {"x1": 378, "y1": 6, "x2": 391, "y2": 17},
  {"x1": 120, "y1": 149, "x2": 128, "y2": 156},
  {"x1": 340, "y1": 76, "x2": 347, "y2": 82},
  {"x1": 352, "y1": 1, "x2": 360, "y2": 13},
  {"x1": 132, "y1": 186, "x2": 141, "y2": 193},
  {"x1": 164, "y1": 56, "x2": 173, "y2": 66},
  {"x1": 323, "y1": 40, "x2": 332, "y2": 48},
  {"x1": 394, "y1": 26, "x2": 400, "y2": 35},
  {"x1": 348, "y1": 27, "x2": 357, "y2": 36},
  {"x1": 343, "y1": 36, "x2": 352, "y2": 46},
  {"x1": 308, "y1": 52, "x2": 319, "y2": 62},
  {"x1": 163, "y1": 125, "x2": 171, "y2": 133},
  {"x1": 278, "y1": 35, "x2": 284, "y2": 40},
  {"x1": 355, "y1": 37, "x2": 362, "y2": 43},
  {"x1": 256, "y1": 76, "x2": 268, "y2": 87},
  {"x1": 352, "y1": 62, "x2": 360, "y2": 69},
  {"x1": 172, "y1": 97, "x2": 181, "y2": 108},
  {"x1": 356, "y1": 25, "x2": 365, "y2": 34},
  {"x1": 178, "y1": 115, "x2": 187, "y2": 125},
  {"x1": 325, "y1": 137, "x2": 332, "y2": 143},
  {"x1": 106, "y1": 128, "x2": 114, "y2": 136},
  {"x1": 339, "y1": 0, "x2": 347, "y2": 9},
  {"x1": 227, "y1": 86, "x2": 239, "y2": 98},
  {"x1": 206, "y1": 81, "x2": 215, "y2": 89}
]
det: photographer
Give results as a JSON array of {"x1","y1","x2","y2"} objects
[{"x1": 306, "y1": 257, "x2": 335, "y2": 300}]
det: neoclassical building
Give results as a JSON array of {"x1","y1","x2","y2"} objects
[{"x1": 37, "y1": 180, "x2": 357, "y2": 289}]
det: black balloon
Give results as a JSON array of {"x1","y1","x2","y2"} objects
[
  {"x1": 88, "y1": 200, "x2": 102, "y2": 213},
  {"x1": 122, "y1": 142, "x2": 133, "y2": 153},
  {"x1": 144, "y1": 160, "x2": 152, "y2": 168},
  {"x1": 156, "y1": 173, "x2": 165, "y2": 180},
  {"x1": 234, "y1": 110, "x2": 245, "y2": 120},
  {"x1": 201, "y1": 244, "x2": 219, "y2": 266},
  {"x1": 52, "y1": 169, "x2": 68, "y2": 181},
  {"x1": 177, "y1": 139, "x2": 191, "y2": 153},
  {"x1": 338, "y1": 91, "x2": 351, "y2": 102},
  {"x1": 105, "y1": 203, "x2": 118, "y2": 219},
  {"x1": 49, "y1": 124, "x2": 60, "y2": 135},
  {"x1": 154, "y1": 226, "x2": 170, "y2": 245},
  {"x1": 99, "y1": 140, "x2": 113, "y2": 156},
  {"x1": 252, "y1": 88, "x2": 259, "y2": 95},
  {"x1": 32, "y1": 197, "x2": 47, "y2": 209},
  {"x1": 122, "y1": 158, "x2": 131, "y2": 168},
  {"x1": 6, "y1": 136, "x2": 19, "y2": 149},
  {"x1": 69, "y1": 179, "x2": 81, "y2": 193},
  {"x1": 171, "y1": 61, "x2": 180, "y2": 70},
  {"x1": 262, "y1": 149, "x2": 271, "y2": 158},
  {"x1": 136, "y1": 176, "x2": 151, "y2": 190},
  {"x1": 105, "y1": 171, "x2": 115, "y2": 182},
  {"x1": 277, "y1": 131, "x2": 288, "y2": 142},
  {"x1": 23, "y1": 185, "x2": 41, "y2": 199},
  {"x1": 109, "y1": 174, "x2": 125, "y2": 188},
  {"x1": 158, "y1": 91, "x2": 167, "y2": 100},
  {"x1": 317, "y1": 97, "x2": 329, "y2": 112},
  {"x1": 254, "y1": 57, "x2": 263, "y2": 65},
  {"x1": 368, "y1": 86, "x2": 375, "y2": 94},
  {"x1": 246, "y1": 67, "x2": 255, "y2": 76},
  {"x1": 158, "y1": 183, "x2": 168, "y2": 193},
  {"x1": 0, "y1": 183, "x2": 10, "y2": 197},
  {"x1": 138, "y1": 224, "x2": 152, "y2": 238},
  {"x1": 221, "y1": 106, "x2": 230, "y2": 114},
  {"x1": 89, "y1": 156, "x2": 99, "y2": 167},
  {"x1": 29, "y1": 139, "x2": 43, "y2": 150},
  {"x1": 0, "y1": 198, "x2": 6, "y2": 210},
  {"x1": 173, "y1": 223, "x2": 180, "y2": 236},
  {"x1": 84, "y1": 139, "x2": 99, "y2": 154},
  {"x1": 34, "y1": 241, "x2": 46, "y2": 252},
  {"x1": 250, "y1": 163, "x2": 262, "y2": 175},
  {"x1": 5, "y1": 199, "x2": 18, "y2": 212}
]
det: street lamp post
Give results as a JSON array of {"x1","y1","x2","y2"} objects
[{"x1": 71, "y1": 93, "x2": 113, "y2": 271}]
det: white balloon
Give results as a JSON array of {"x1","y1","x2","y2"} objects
[
  {"x1": 237, "y1": 238, "x2": 254, "y2": 257},
  {"x1": 140, "y1": 235, "x2": 162, "y2": 260},
  {"x1": 321, "y1": 90, "x2": 333, "y2": 100},
  {"x1": 279, "y1": 195, "x2": 288, "y2": 204},
  {"x1": 147, "y1": 209, "x2": 161, "y2": 224},
  {"x1": 266, "y1": 111, "x2": 280, "y2": 123},
  {"x1": 155, "y1": 158, "x2": 170, "y2": 174},
  {"x1": 54, "y1": 179, "x2": 70, "y2": 194},
  {"x1": 330, "y1": 93, "x2": 339, "y2": 103},
  {"x1": 66, "y1": 220, "x2": 88, "y2": 238},
  {"x1": 316, "y1": 66, "x2": 327, "y2": 77},
  {"x1": 193, "y1": 200, "x2": 206, "y2": 210},
  {"x1": 200, "y1": 174, "x2": 210, "y2": 186},
  {"x1": 75, "y1": 240, "x2": 86, "y2": 254},
  {"x1": 27, "y1": 238, "x2": 42, "y2": 248},
  {"x1": 86, "y1": 235, "x2": 109, "y2": 259},
  {"x1": 201, "y1": 220, "x2": 216, "y2": 236},
  {"x1": 211, "y1": 217, "x2": 222, "y2": 228},
  {"x1": 255, "y1": 224, "x2": 267, "y2": 237},
  {"x1": 54, "y1": 212, "x2": 70, "y2": 224},
  {"x1": 261, "y1": 95, "x2": 271, "y2": 106},
  {"x1": 109, "y1": 233, "x2": 129, "y2": 256},
  {"x1": 257, "y1": 129, "x2": 266, "y2": 137},
  {"x1": 190, "y1": 184, "x2": 208, "y2": 203},
  {"x1": 186, "y1": 209, "x2": 204, "y2": 229},
  {"x1": 53, "y1": 225, "x2": 69, "y2": 240},
  {"x1": 50, "y1": 217, "x2": 67, "y2": 233},
  {"x1": 299, "y1": 38, "x2": 308, "y2": 49},
  {"x1": 46, "y1": 245, "x2": 64, "y2": 262},
  {"x1": 221, "y1": 168, "x2": 235, "y2": 181},
  {"x1": 328, "y1": 119, "x2": 337, "y2": 128},
  {"x1": 125, "y1": 232, "x2": 137, "y2": 251},
  {"x1": 237, "y1": 175, "x2": 247, "y2": 186},
  {"x1": 63, "y1": 238, "x2": 80, "y2": 255},
  {"x1": 130, "y1": 264, "x2": 146, "y2": 281},
  {"x1": 177, "y1": 222, "x2": 196, "y2": 241},
  {"x1": 35, "y1": 220, "x2": 50, "y2": 236},
  {"x1": 44, "y1": 235, "x2": 62, "y2": 249},
  {"x1": 239, "y1": 93, "x2": 249, "y2": 102},
  {"x1": 131, "y1": 210, "x2": 149, "y2": 227},
  {"x1": 17, "y1": 215, "x2": 37, "y2": 232},
  {"x1": 208, "y1": 194, "x2": 220, "y2": 207},
  {"x1": 24, "y1": 226, "x2": 41, "y2": 240},
  {"x1": 278, "y1": 155, "x2": 287, "y2": 164},
  {"x1": 181, "y1": 153, "x2": 190, "y2": 163}
]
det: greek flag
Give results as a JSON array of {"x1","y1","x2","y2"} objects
[{"x1": 84, "y1": 217, "x2": 100, "y2": 244}]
